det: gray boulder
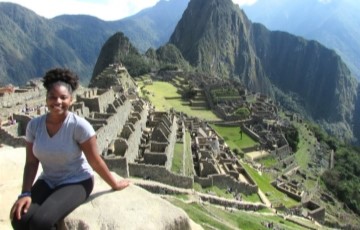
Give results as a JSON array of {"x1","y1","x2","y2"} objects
[{"x1": 62, "y1": 173, "x2": 197, "y2": 230}]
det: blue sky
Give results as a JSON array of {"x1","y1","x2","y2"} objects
[{"x1": 0, "y1": 0, "x2": 258, "y2": 21}]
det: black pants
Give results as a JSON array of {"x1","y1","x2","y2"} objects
[{"x1": 12, "y1": 177, "x2": 94, "y2": 230}]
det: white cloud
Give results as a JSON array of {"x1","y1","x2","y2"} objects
[
  {"x1": 0, "y1": 0, "x2": 260, "y2": 20},
  {"x1": 232, "y1": 0, "x2": 258, "y2": 6},
  {"x1": 318, "y1": 0, "x2": 332, "y2": 3},
  {"x1": 0, "y1": 0, "x2": 160, "y2": 21}
]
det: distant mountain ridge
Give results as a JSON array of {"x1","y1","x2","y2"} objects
[
  {"x1": 169, "y1": 0, "x2": 359, "y2": 142},
  {"x1": 242, "y1": 0, "x2": 360, "y2": 80},
  {"x1": 0, "y1": 0, "x2": 188, "y2": 85}
]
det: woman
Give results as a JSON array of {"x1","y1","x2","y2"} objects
[{"x1": 10, "y1": 68, "x2": 129, "y2": 229}]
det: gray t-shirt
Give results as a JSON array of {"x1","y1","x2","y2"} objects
[{"x1": 26, "y1": 112, "x2": 95, "y2": 188}]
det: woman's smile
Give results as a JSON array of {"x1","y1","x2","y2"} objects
[{"x1": 46, "y1": 84, "x2": 72, "y2": 115}]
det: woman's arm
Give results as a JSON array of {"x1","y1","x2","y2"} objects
[
  {"x1": 22, "y1": 142, "x2": 39, "y2": 192},
  {"x1": 10, "y1": 142, "x2": 39, "y2": 220},
  {"x1": 80, "y1": 136, "x2": 129, "y2": 190}
]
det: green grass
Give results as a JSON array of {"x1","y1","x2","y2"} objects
[
  {"x1": 294, "y1": 123, "x2": 314, "y2": 170},
  {"x1": 171, "y1": 143, "x2": 184, "y2": 174},
  {"x1": 171, "y1": 132, "x2": 194, "y2": 176},
  {"x1": 193, "y1": 183, "x2": 234, "y2": 199},
  {"x1": 193, "y1": 183, "x2": 261, "y2": 202},
  {"x1": 137, "y1": 80, "x2": 220, "y2": 121},
  {"x1": 242, "y1": 193, "x2": 262, "y2": 203},
  {"x1": 167, "y1": 197, "x2": 309, "y2": 230},
  {"x1": 241, "y1": 163, "x2": 299, "y2": 208},
  {"x1": 210, "y1": 124, "x2": 257, "y2": 150},
  {"x1": 258, "y1": 155, "x2": 278, "y2": 168},
  {"x1": 184, "y1": 131, "x2": 194, "y2": 176}
]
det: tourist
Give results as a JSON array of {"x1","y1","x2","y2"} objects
[
  {"x1": 10, "y1": 68, "x2": 129, "y2": 229},
  {"x1": 8, "y1": 114, "x2": 16, "y2": 125}
]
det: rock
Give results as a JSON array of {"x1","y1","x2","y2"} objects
[
  {"x1": 0, "y1": 146, "x2": 30, "y2": 230},
  {"x1": 62, "y1": 173, "x2": 194, "y2": 230},
  {"x1": 0, "y1": 145, "x2": 202, "y2": 230}
]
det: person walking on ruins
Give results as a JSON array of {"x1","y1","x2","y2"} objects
[{"x1": 10, "y1": 68, "x2": 129, "y2": 230}]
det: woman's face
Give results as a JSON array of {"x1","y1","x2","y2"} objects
[{"x1": 46, "y1": 83, "x2": 72, "y2": 116}]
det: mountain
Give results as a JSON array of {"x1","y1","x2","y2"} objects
[
  {"x1": 0, "y1": 3, "x2": 89, "y2": 84},
  {"x1": 0, "y1": 0, "x2": 188, "y2": 86},
  {"x1": 169, "y1": 0, "x2": 271, "y2": 93},
  {"x1": 90, "y1": 32, "x2": 191, "y2": 85},
  {"x1": 111, "y1": 0, "x2": 189, "y2": 53},
  {"x1": 242, "y1": 0, "x2": 360, "y2": 80},
  {"x1": 169, "y1": 0, "x2": 359, "y2": 142},
  {"x1": 90, "y1": 32, "x2": 151, "y2": 86}
]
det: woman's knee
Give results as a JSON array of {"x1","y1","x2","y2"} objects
[
  {"x1": 29, "y1": 213, "x2": 56, "y2": 230},
  {"x1": 11, "y1": 217, "x2": 28, "y2": 230}
]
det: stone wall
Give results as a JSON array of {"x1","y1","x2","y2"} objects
[
  {"x1": 212, "y1": 174, "x2": 258, "y2": 195},
  {"x1": 237, "y1": 166, "x2": 257, "y2": 185},
  {"x1": 194, "y1": 174, "x2": 258, "y2": 195},
  {"x1": 271, "y1": 180, "x2": 302, "y2": 201},
  {"x1": 0, "y1": 87, "x2": 45, "y2": 109},
  {"x1": 273, "y1": 144, "x2": 292, "y2": 159},
  {"x1": 76, "y1": 88, "x2": 115, "y2": 113},
  {"x1": 144, "y1": 150, "x2": 168, "y2": 165},
  {"x1": 165, "y1": 116, "x2": 178, "y2": 169},
  {"x1": 302, "y1": 200, "x2": 325, "y2": 223},
  {"x1": 194, "y1": 176, "x2": 213, "y2": 187},
  {"x1": 94, "y1": 99, "x2": 132, "y2": 153},
  {"x1": 199, "y1": 194, "x2": 264, "y2": 211},
  {"x1": 0, "y1": 114, "x2": 32, "y2": 147},
  {"x1": 129, "y1": 163, "x2": 193, "y2": 189},
  {"x1": 122, "y1": 104, "x2": 148, "y2": 163},
  {"x1": 241, "y1": 124, "x2": 261, "y2": 142},
  {"x1": 70, "y1": 102, "x2": 90, "y2": 117},
  {"x1": 199, "y1": 160, "x2": 220, "y2": 177},
  {"x1": 0, "y1": 125, "x2": 26, "y2": 147},
  {"x1": 104, "y1": 157, "x2": 129, "y2": 178}
]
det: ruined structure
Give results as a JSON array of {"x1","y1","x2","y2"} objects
[{"x1": 1, "y1": 63, "x2": 328, "y2": 223}]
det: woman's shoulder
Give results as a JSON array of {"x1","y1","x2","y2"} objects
[
  {"x1": 29, "y1": 114, "x2": 46, "y2": 125},
  {"x1": 68, "y1": 112, "x2": 88, "y2": 123},
  {"x1": 68, "y1": 112, "x2": 91, "y2": 128}
]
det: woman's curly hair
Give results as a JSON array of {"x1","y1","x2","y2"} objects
[{"x1": 42, "y1": 68, "x2": 79, "y2": 93}]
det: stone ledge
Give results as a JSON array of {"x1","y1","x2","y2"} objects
[{"x1": 62, "y1": 173, "x2": 195, "y2": 230}]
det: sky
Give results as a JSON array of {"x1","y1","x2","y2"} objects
[{"x1": 0, "y1": 0, "x2": 258, "y2": 21}]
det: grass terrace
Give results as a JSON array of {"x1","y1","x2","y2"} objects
[
  {"x1": 171, "y1": 131, "x2": 194, "y2": 176},
  {"x1": 209, "y1": 124, "x2": 257, "y2": 151},
  {"x1": 167, "y1": 197, "x2": 310, "y2": 230},
  {"x1": 138, "y1": 80, "x2": 220, "y2": 121},
  {"x1": 241, "y1": 163, "x2": 299, "y2": 208}
]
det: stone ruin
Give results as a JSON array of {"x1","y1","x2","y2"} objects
[{"x1": 1, "y1": 63, "x2": 325, "y2": 217}]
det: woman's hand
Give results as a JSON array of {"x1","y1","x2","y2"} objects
[
  {"x1": 10, "y1": 196, "x2": 31, "y2": 220},
  {"x1": 81, "y1": 137, "x2": 130, "y2": 190},
  {"x1": 112, "y1": 179, "x2": 130, "y2": 191}
]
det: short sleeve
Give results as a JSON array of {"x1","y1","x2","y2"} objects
[
  {"x1": 74, "y1": 117, "x2": 96, "y2": 144},
  {"x1": 25, "y1": 119, "x2": 37, "y2": 143}
]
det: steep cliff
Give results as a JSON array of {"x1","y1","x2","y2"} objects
[
  {"x1": 90, "y1": 32, "x2": 150, "y2": 83},
  {"x1": 169, "y1": 0, "x2": 359, "y2": 141},
  {"x1": 252, "y1": 23, "x2": 358, "y2": 123},
  {"x1": 91, "y1": 32, "x2": 191, "y2": 85},
  {"x1": 169, "y1": 0, "x2": 271, "y2": 93}
]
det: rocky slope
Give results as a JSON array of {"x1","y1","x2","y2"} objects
[
  {"x1": 0, "y1": 0, "x2": 188, "y2": 86},
  {"x1": 169, "y1": 0, "x2": 359, "y2": 142}
]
